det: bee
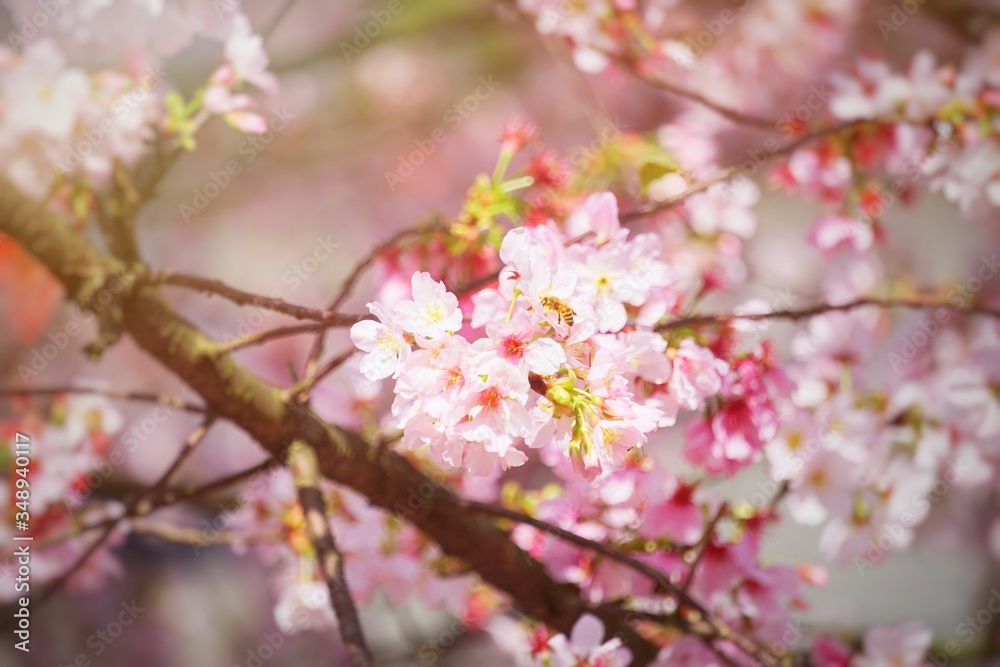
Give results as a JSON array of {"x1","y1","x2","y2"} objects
[{"x1": 539, "y1": 296, "x2": 575, "y2": 327}]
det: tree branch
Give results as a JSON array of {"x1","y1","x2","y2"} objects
[
  {"x1": 216, "y1": 322, "x2": 327, "y2": 354},
  {"x1": 611, "y1": 52, "x2": 778, "y2": 129},
  {"x1": 460, "y1": 499, "x2": 775, "y2": 665},
  {"x1": 38, "y1": 415, "x2": 215, "y2": 604},
  {"x1": 657, "y1": 297, "x2": 1000, "y2": 331},
  {"x1": 620, "y1": 119, "x2": 876, "y2": 222},
  {"x1": 0, "y1": 178, "x2": 659, "y2": 664},
  {"x1": 287, "y1": 440, "x2": 373, "y2": 666},
  {"x1": 147, "y1": 271, "x2": 369, "y2": 325},
  {"x1": 303, "y1": 221, "x2": 441, "y2": 386},
  {"x1": 0, "y1": 385, "x2": 208, "y2": 413}
]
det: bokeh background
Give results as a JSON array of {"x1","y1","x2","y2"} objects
[{"x1": 1, "y1": 0, "x2": 998, "y2": 665}]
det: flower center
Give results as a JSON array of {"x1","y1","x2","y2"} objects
[
  {"x1": 423, "y1": 303, "x2": 445, "y2": 324},
  {"x1": 479, "y1": 386, "x2": 503, "y2": 411},
  {"x1": 445, "y1": 366, "x2": 464, "y2": 388},
  {"x1": 375, "y1": 328, "x2": 402, "y2": 351},
  {"x1": 502, "y1": 334, "x2": 527, "y2": 359},
  {"x1": 601, "y1": 425, "x2": 623, "y2": 446},
  {"x1": 786, "y1": 432, "x2": 803, "y2": 452}
]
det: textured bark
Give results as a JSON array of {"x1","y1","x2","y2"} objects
[{"x1": 0, "y1": 179, "x2": 657, "y2": 664}]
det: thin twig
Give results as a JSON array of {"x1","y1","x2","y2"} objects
[
  {"x1": 261, "y1": 0, "x2": 300, "y2": 41},
  {"x1": 129, "y1": 520, "x2": 279, "y2": 547},
  {"x1": 681, "y1": 503, "x2": 727, "y2": 593},
  {"x1": 612, "y1": 52, "x2": 778, "y2": 129},
  {"x1": 287, "y1": 441, "x2": 373, "y2": 667},
  {"x1": 289, "y1": 348, "x2": 356, "y2": 400},
  {"x1": 38, "y1": 417, "x2": 216, "y2": 604},
  {"x1": 303, "y1": 223, "x2": 438, "y2": 381},
  {"x1": 39, "y1": 459, "x2": 280, "y2": 550},
  {"x1": 160, "y1": 459, "x2": 279, "y2": 507},
  {"x1": 134, "y1": 416, "x2": 217, "y2": 515},
  {"x1": 147, "y1": 271, "x2": 369, "y2": 325},
  {"x1": 216, "y1": 322, "x2": 327, "y2": 354},
  {"x1": 503, "y1": 0, "x2": 776, "y2": 129},
  {"x1": 620, "y1": 119, "x2": 874, "y2": 222},
  {"x1": 657, "y1": 297, "x2": 1000, "y2": 332},
  {"x1": 0, "y1": 386, "x2": 207, "y2": 413},
  {"x1": 35, "y1": 523, "x2": 120, "y2": 606}
]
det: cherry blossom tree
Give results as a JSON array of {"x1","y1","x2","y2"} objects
[{"x1": 2, "y1": 1, "x2": 1000, "y2": 666}]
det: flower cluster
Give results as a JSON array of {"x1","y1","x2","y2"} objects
[
  {"x1": 351, "y1": 192, "x2": 731, "y2": 478},
  {"x1": 780, "y1": 34, "x2": 1000, "y2": 226},
  {"x1": 0, "y1": 396, "x2": 126, "y2": 599},
  {"x1": 758, "y1": 303, "x2": 999, "y2": 566},
  {"x1": 229, "y1": 467, "x2": 487, "y2": 635},
  {"x1": 0, "y1": 39, "x2": 160, "y2": 199},
  {"x1": 0, "y1": 8, "x2": 277, "y2": 202}
]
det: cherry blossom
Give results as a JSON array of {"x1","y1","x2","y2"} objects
[
  {"x1": 394, "y1": 271, "x2": 464, "y2": 344},
  {"x1": 351, "y1": 302, "x2": 411, "y2": 381}
]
